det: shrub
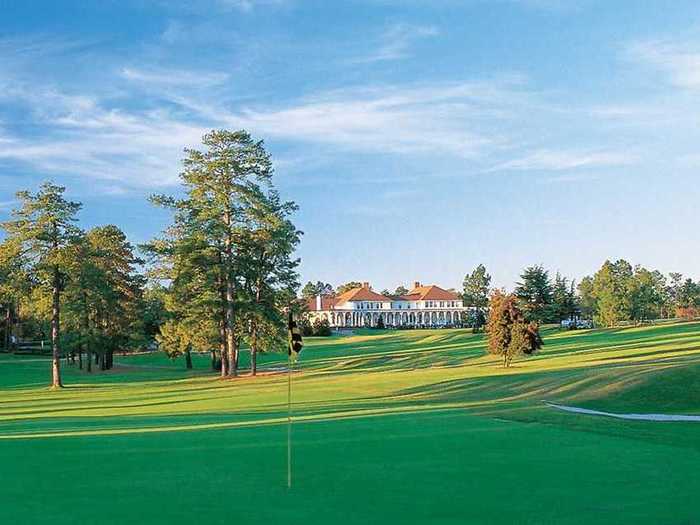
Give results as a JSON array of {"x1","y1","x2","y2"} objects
[
  {"x1": 299, "y1": 318, "x2": 314, "y2": 337},
  {"x1": 312, "y1": 318, "x2": 332, "y2": 337}
]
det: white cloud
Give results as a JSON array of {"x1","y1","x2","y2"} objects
[
  {"x1": 0, "y1": 76, "x2": 531, "y2": 188},
  {"x1": 216, "y1": 0, "x2": 288, "y2": 11},
  {"x1": 120, "y1": 67, "x2": 229, "y2": 88},
  {"x1": 0, "y1": 85, "x2": 206, "y2": 188},
  {"x1": 0, "y1": 60, "x2": 636, "y2": 191},
  {"x1": 221, "y1": 80, "x2": 533, "y2": 158},
  {"x1": 0, "y1": 34, "x2": 90, "y2": 59},
  {"x1": 627, "y1": 38, "x2": 700, "y2": 90},
  {"x1": 353, "y1": 23, "x2": 439, "y2": 63},
  {"x1": 493, "y1": 149, "x2": 636, "y2": 171},
  {"x1": 510, "y1": 0, "x2": 587, "y2": 10},
  {"x1": 537, "y1": 172, "x2": 603, "y2": 184}
]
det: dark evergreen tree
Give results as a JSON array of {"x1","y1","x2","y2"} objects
[
  {"x1": 463, "y1": 264, "x2": 491, "y2": 331},
  {"x1": 515, "y1": 265, "x2": 554, "y2": 324}
]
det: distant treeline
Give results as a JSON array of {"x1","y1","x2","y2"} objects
[
  {"x1": 504, "y1": 261, "x2": 700, "y2": 327},
  {"x1": 303, "y1": 261, "x2": 700, "y2": 331}
]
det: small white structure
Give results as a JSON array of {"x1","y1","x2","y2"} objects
[
  {"x1": 306, "y1": 282, "x2": 469, "y2": 328},
  {"x1": 561, "y1": 318, "x2": 593, "y2": 329}
]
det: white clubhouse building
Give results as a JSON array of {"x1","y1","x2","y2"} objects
[{"x1": 306, "y1": 282, "x2": 468, "y2": 328}]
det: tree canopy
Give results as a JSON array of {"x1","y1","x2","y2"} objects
[
  {"x1": 301, "y1": 281, "x2": 334, "y2": 298},
  {"x1": 336, "y1": 281, "x2": 363, "y2": 295},
  {"x1": 1, "y1": 182, "x2": 82, "y2": 387},
  {"x1": 486, "y1": 289, "x2": 543, "y2": 367}
]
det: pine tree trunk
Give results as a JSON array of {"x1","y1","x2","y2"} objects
[
  {"x1": 185, "y1": 346, "x2": 193, "y2": 369},
  {"x1": 4, "y1": 304, "x2": 10, "y2": 352},
  {"x1": 251, "y1": 284, "x2": 261, "y2": 377},
  {"x1": 219, "y1": 301, "x2": 229, "y2": 377},
  {"x1": 221, "y1": 348, "x2": 229, "y2": 377},
  {"x1": 211, "y1": 349, "x2": 218, "y2": 371},
  {"x1": 225, "y1": 278, "x2": 236, "y2": 377},
  {"x1": 227, "y1": 337, "x2": 236, "y2": 377},
  {"x1": 83, "y1": 293, "x2": 91, "y2": 373},
  {"x1": 51, "y1": 266, "x2": 62, "y2": 388},
  {"x1": 223, "y1": 210, "x2": 237, "y2": 377}
]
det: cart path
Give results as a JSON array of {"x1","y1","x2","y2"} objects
[{"x1": 545, "y1": 402, "x2": 700, "y2": 422}]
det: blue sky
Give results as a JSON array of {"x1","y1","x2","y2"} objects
[{"x1": 0, "y1": 0, "x2": 698, "y2": 291}]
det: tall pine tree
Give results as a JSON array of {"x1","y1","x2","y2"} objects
[{"x1": 2, "y1": 182, "x2": 82, "y2": 388}]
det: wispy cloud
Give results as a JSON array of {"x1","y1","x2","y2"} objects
[
  {"x1": 493, "y1": 149, "x2": 636, "y2": 171},
  {"x1": 353, "y1": 23, "x2": 439, "y2": 63},
  {"x1": 154, "y1": 0, "x2": 288, "y2": 14},
  {"x1": 217, "y1": 0, "x2": 288, "y2": 11},
  {"x1": 0, "y1": 34, "x2": 92, "y2": 59},
  {"x1": 0, "y1": 73, "x2": 531, "y2": 189},
  {"x1": 226, "y1": 83, "x2": 501, "y2": 157},
  {"x1": 0, "y1": 84, "x2": 206, "y2": 188},
  {"x1": 120, "y1": 67, "x2": 229, "y2": 88},
  {"x1": 0, "y1": 34, "x2": 640, "y2": 194},
  {"x1": 627, "y1": 37, "x2": 700, "y2": 90},
  {"x1": 345, "y1": 204, "x2": 403, "y2": 218},
  {"x1": 510, "y1": 0, "x2": 588, "y2": 11},
  {"x1": 536, "y1": 172, "x2": 603, "y2": 184}
]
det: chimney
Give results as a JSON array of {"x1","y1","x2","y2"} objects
[
  {"x1": 413, "y1": 281, "x2": 420, "y2": 289},
  {"x1": 362, "y1": 281, "x2": 370, "y2": 289},
  {"x1": 316, "y1": 294, "x2": 322, "y2": 311}
]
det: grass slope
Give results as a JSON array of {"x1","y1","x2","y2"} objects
[{"x1": 1, "y1": 322, "x2": 700, "y2": 524}]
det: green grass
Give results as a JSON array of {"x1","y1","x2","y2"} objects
[{"x1": 2, "y1": 322, "x2": 700, "y2": 524}]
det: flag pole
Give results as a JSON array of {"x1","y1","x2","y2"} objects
[
  {"x1": 286, "y1": 309, "x2": 303, "y2": 489},
  {"x1": 287, "y1": 350, "x2": 292, "y2": 489}
]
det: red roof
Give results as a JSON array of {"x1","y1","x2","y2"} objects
[
  {"x1": 335, "y1": 286, "x2": 392, "y2": 304},
  {"x1": 306, "y1": 296, "x2": 339, "y2": 311},
  {"x1": 406, "y1": 285, "x2": 460, "y2": 301}
]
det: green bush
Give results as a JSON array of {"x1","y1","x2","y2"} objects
[
  {"x1": 299, "y1": 318, "x2": 314, "y2": 337},
  {"x1": 312, "y1": 318, "x2": 332, "y2": 336}
]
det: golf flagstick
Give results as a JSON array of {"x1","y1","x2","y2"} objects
[
  {"x1": 287, "y1": 311, "x2": 303, "y2": 489},
  {"x1": 287, "y1": 350, "x2": 292, "y2": 488}
]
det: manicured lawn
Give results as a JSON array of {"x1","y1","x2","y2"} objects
[{"x1": 2, "y1": 322, "x2": 700, "y2": 524}]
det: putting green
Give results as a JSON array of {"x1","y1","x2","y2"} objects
[{"x1": 2, "y1": 322, "x2": 700, "y2": 524}]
